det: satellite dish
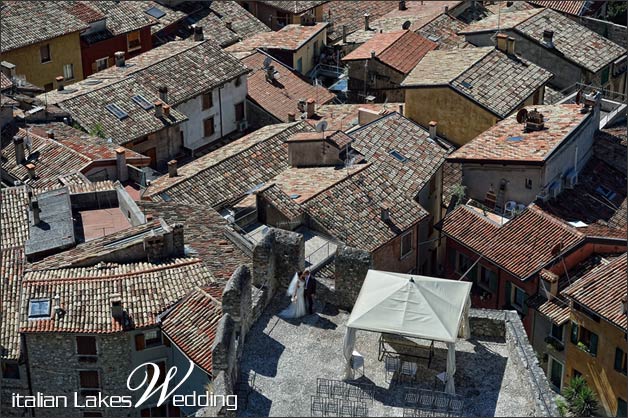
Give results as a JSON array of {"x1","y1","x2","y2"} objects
[
  {"x1": 575, "y1": 89, "x2": 583, "y2": 105},
  {"x1": 516, "y1": 108, "x2": 528, "y2": 124},
  {"x1": 263, "y1": 56, "x2": 272, "y2": 69},
  {"x1": 315, "y1": 120, "x2": 328, "y2": 133},
  {"x1": 402, "y1": 20, "x2": 411, "y2": 30}
]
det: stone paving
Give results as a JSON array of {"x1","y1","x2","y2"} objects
[{"x1": 237, "y1": 297, "x2": 537, "y2": 417}]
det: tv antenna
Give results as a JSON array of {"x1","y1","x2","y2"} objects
[{"x1": 516, "y1": 108, "x2": 528, "y2": 123}]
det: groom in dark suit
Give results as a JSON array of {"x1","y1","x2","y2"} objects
[{"x1": 303, "y1": 269, "x2": 317, "y2": 315}]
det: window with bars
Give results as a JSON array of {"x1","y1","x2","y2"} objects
[{"x1": 79, "y1": 370, "x2": 100, "y2": 396}]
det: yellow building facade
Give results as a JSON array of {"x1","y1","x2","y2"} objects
[
  {"x1": 291, "y1": 27, "x2": 327, "y2": 75},
  {"x1": 1, "y1": 31, "x2": 84, "y2": 91}
]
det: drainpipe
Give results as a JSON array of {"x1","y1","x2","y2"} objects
[{"x1": 218, "y1": 84, "x2": 224, "y2": 140}]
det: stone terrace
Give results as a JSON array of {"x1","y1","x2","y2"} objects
[{"x1": 237, "y1": 297, "x2": 551, "y2": 417}]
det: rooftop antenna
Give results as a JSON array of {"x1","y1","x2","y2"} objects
[{"x1": 25, "y1": 127, "x2": 32, "y2": 156}]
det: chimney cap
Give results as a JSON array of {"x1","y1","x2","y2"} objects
[
  {"x1": 55, "y1": 76, "x2": 64, "y2": 82},
  {"x1": 429, "y1": 120, "x2": 438, "y2": 126},
  {"x1": 168, "y1": 159, "x2": 177, "y2": 165},
  {"x1": 159, "y1": 85, "x2": 168, "y2": 92},
  {"x1": 25, "y1": 163, "x2": 35, "y2": 170},
  {"x1": 306, "y1": 98, "x2": 315, "y2": 104},
  {"x1": 115, "y1": 147, "x2": 126, "y2": 155},
  {"x1": 496, "y1": 33, "x2": 508, "y2": 39}
]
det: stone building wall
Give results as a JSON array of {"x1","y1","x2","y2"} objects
[{"x1": 1, "y1": 362, "x2": 30, "y2": 417}]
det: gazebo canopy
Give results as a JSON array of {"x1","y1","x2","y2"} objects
[{"x1": 346, "y1": 270, "x2": 472, "y2": 343}]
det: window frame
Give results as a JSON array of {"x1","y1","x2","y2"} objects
[
  {"x1": 510, "y1": 284, "x2": 527, "y2": 313},
  {"x1": 617, "y1": 397, "x2": 627, "y2": 418},
  {"x1": 144, "y1": 329, "x2": 163, "y2": 349},
  {"x1": 202, "y1": 92, "x2": 213, "y2": 110},
  {"x1": 203, "y1": 116, "x2": 215, "y2": 138},
  {"x1": 40, "y1": 44, "x2": 51, "y2": 63},
  {"x1": 78, "y1": 370, "x2": 101, "y2": 396},
  {"x1": 477, "y1": 265, "x2": 498, "y2": 293},
  {"x1": 550, "y1": 323, "x2": 564, "y2": 343},
  {"x1": 455, "y1": 252, "x2": 471, "y2": 275},
  {"x1": 76, "y1": 336, "x2": 98, "y2": 358},
  {"x1": 400, "y1": 230, "x2": 413, "y2": 259},
  {"x1": 145, "y1": 359, "x2": 167, "y2": 386},
  {"x1": 1, "y1": 361, "x2": 20, "y2": 380},
  {"x1": 28, "y1": 298, "x2": 51, "y2": 319},
  {"x1": 547, "y1": 355, "x2": 564, "y2": 392},
  {"x1": 95, "y1": 57, "x2": 109, "y2": 72},
  {"x1": 63, "y1": 63, "x2": 75, "y2": 81},
  {"x1": 614, "y1": 347, "x2": 627, "y2": 375},
  {"x1": 571, "y1": 322, "x2": 599, "y2": 356},
  {"x1": 127, "y1": 30, "x2": 142, "y2": 52},
  {"x1": 235, "y1": 101, "x2": 245, "y2": 122}
]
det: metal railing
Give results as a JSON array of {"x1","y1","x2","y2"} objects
[{"x1": 305, "y1": 240, "x2": 335, "y2": 270}]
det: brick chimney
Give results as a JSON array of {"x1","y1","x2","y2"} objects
[
  {"x1": 399, "y1": 1, "x2": 406, "y2": 10},
  {"x1": 31, "y1": 199, "x2": 41, "y2": 225},
  {"x1": 144, "y1": 234, "x2": 166, "y2": 262},
  {"x1": 193, "y1": 24, "x2": 204, "y2": 41},
  {"x1": 163, "y1": 104, "x2": 171, "y2": 117},
  {"x1": 115, "y1": 147, "x2": 128, "y2": 182},
  {"x1": 25, "y1": 163, "x2": 36, "y2": 180},
  {"x1": 542, "y1": 30, "x2": 554, "y2": 48},
  {"x1": 380, "y1": 205, "x2": 391, "y2": 222},
  {"x1": 114, "y1": 51, "x2": 125, "y2": 67},
  {"x1": 154, "y1": 101, "x2": 163, "y2": 118},
  {"x1": 306, "y1": 98, "x2": 316, "y2": 118},
  {"x1": 168, "y1": 159, "x2": 178, "y2": 178},
  {"x1": 56, "y1": 76, "x2": 64, "y2": 91},
  {"x1": 507, "y1": 37, "x2": 516, "y2": 55},
  {"x1": 110, "y1": 294, "x2": 124, "y2": 321},
  {"x1": 47, "y1": 129, "x2": 54, "y2": 139},
  {"x1": 496, "y1": 33, "x2": 508, "y2": 52},
  {"x1": 13, "y1": 136, "x2": 25, "y2": 165},
  {"x1": 172, "y1": 223, "x2": 185, "y2": 257},
  {"x1": 288, "y1": 112, "x2": 296, "y2": 122},
  {"x1": 225, "y1": 21, "x2": 233, "y2": 31},
  {"x1": 429, "y1": 121, "x2": 438, "y2": 139},
  {"x1": 158, "y1": 85, "x2": 168, "y2": 103},
  {"x1": 398, "y1": 104, "x2": 404, "y2": 115},
  {"x1": 364, "y1": 13, "x2": 370, "y2": 31}
]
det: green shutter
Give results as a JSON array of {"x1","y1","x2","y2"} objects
[
  {"x1": 504, "y1": 281, "x2": 512, "y2": 309},
  {"x1": 590, "y1": 332, "x2": 598, "y2": 356},
  {"x1": 615, "y1": 348, "x2": 624, "y2": 372},
  {"x1": 489, "y1": 271, "x2": 498, "y2": 292},
  {"x1": 522, "y1": 292, "x2": 529, "y2": 316},
  {"x1": 570, "y1": 322, "x2": 579, "y2": 345}
]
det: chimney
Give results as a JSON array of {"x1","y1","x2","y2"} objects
[
  {"x1": 154, "y1": 101, "x2": 163, "y2": 118},
  {"x1": 429, "y1": 120, "x2": 438, "y2": 139},
  {"x1": 193, "y1": 24, "x2": 204, "y2": 41},
  {"x1": 115, "y1": 147, "x2": 128, "y2": 182},
  {"x1": 110, "y1": 294, "x2": 124, "y2": 321},
  {"x1": 287, "y1": 112, "x2": 296, "y2": 122},
  {"x1": 13, "y1": 136, "x2": 25, "y2": 165},
  {"x1": 370, "y1": 49, "x2": 376, "y2": 59},
  {"x1": 31, "y1": 199, "x2": 41, "y2": 225},
  {"x1": 158, "y1": 85, "x2": 168, "y2": 103},
  {"x1": 306, "y1": 98, "x2": 316, "y2": 118},
  {"x1": 496, "y1": 33, "x2": 508, "y2": 52},
  {"x1": 172, "y1": 223, "x2": 185, "y2": 257},
  {"x1": 144, "y1": 234, "x2": 166, "y2": 262},
  {"x1": 399, "y1": 1, "x2": 406, "y2": 10},
  {"x1": 56, "y1": 76, "x2": 64, "y2": 91},
  {"x1": 398, "y1": 104, "x2": 404, "y2": 116},
  {"x1": 364, "y1": 13, "x2": 370, "y2": 31},
  {"x1": 265, "y1": 64, "x2": 275, "y2": 82},
  {"x1": 365, "y1": 95, "x2": 375, "y2": 104},
  {"x1": 168, "y1": 159, "x2": 178, "y2": 178},
  {"x1": 163, "y1": 104, "x2": 171, "y2": 117},
  {"x1": 445, "y1": 5, "x2": 449, "y2": 13},
  {"x1": 225, "y1": 21, "x2": 232, "y2": 31},
  {"x1": 380, "y1": 206, "x2": 390, "y2": 222},
  {"x1": 47, "y1": 129, "x2": 54, "y2": 139},
  {"x1": 342, "y1": 25, "x2": 347, "y2": 43},
  {"x1": 114, "y1": 51, "x2": 125, "y2": 67},
  {"x1": 543, "y1": 30, "x2": 554, "y2": 48},
  {"x1": 507, "y1": 37, "x2": 516, "y2": 55},
  {"x1": 25, "y1": 163, "x2": 36, "y2": 180}
]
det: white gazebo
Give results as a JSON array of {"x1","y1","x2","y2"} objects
[{"x1": 342, "y1": 270, "x2": 472, "y2": 394}]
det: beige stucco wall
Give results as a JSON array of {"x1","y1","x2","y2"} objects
[
  {"x1": 292, "y1": 27, "x2": 327, "y2": 75},
  {"x1": 1, "y1": 32, "x2": 84, "y2": 90}
]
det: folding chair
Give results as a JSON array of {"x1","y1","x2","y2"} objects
[
  {"x1": 324, "y1": 397, "x2": 339, "y2": 416},
  {"x1": 400, "y1": 360, "x2": 418, "y2": 383},
  {"x1": 433, "y1": 392, "x2": 449, "y2": 414},
  {"x1": 311, "y1": 395, "x2": 324, "y2": 416},
  {"x1": 357, "y1": 383, "x2": 374, "y2": 405},
  {"x1": 331, "y1": 380, "x2": 346, "y2": 400},
  {"x1": 404, "y1": 387, "x2": 420, "y2": 407},
  {"x1": 384, "y1": 355, "x2": 401, "y2": 384},
  {"x1": 339, "y1": 399, "x2": 354, "y2": 417},
  {"x1": 354, "y1": 401, "x2": 368, "y2": 417},
  {"x1": 317, "y1": 378, "x2": 331, "y2": 397},
  {"x1": 346, "y1": 385, "x2": 361, "y2": 402},
  {"x1": 418, "y1": 390, "x2": 435, "y2": 411},
  {"x1": 448, "y1": 395, "x2": 464, "y2": 417}
]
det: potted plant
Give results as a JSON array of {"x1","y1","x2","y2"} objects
[{"x1": 562, "y1": 376, "x2": 598, "y2": 417}]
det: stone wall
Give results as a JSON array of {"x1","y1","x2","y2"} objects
[
  {"x1": 333, "y1": 245, "x2": 373, "y2": 309},
  {"x1": 1, "y1": 362, "x2": 30, "y2": 417},
  {"x1": 577, "y1": 16, "x2": 627, "y2": 48}
]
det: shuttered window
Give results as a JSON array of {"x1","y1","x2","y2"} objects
[
  {"x1": 204, "y1": 117, "x2": 215, "y2": 137},
  {"x1": 202, "y1": 93, "x2": 213, "y2": 110},
  {"x1": 77, "y1": 336, "x2": 97, "y2": 355},
  {"x1": 79, "y1": 370, "x2": 100, "y2": 389},
  {"x1": 135, "y1": 334, "x2": 146, "y2": 351}
]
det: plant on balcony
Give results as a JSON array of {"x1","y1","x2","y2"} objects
[
  {"x1": 562, "y1": 376, "x2": 598, "y2": 417},
  {"x1": 544, "y1": 336, "x2": 564, "y2": 351},
  {"x1": 577, "y1": 341, "x2": 590, "y2": 353}
]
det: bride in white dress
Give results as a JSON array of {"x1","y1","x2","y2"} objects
[{"x1": 279, "y1": 272, "x2": 307, "y2": 319}]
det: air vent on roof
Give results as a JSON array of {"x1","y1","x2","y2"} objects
[
  {"x1": 106, "y1": 103, "x2": 128, "y2": 120},
  {"x1": 460, "y1": 81, "x2": 472, "y2": 89},
  {"x1": 83, "y1": 79, "x2": 103, "y2": 86},
  {"x1": 58, "y1": 88, "x2": 78, "y2": 94},
  {"x1": 132, "y1": 95, "x2": 155, "y2": 110},
  {"x1": 427, "y1": 35, "x2": 440, "y2": 42},
  {"x1": 146, "y1": 7, "x2": 166, "y2": 19},
  {"x1": 290, "y1": 194, "x2": 300, "y2": 199},
  {"x1": 389, "y1": 150, "x2": 408, "y2": 162}
]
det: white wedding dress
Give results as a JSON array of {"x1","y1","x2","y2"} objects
[{"x1": 279, "y1": 273, "x2": 307, "y2": 319}]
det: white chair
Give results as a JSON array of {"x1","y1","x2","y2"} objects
[
  {"x1": 504, "y1": 201, "x2": 516, "y2": 217},
  {"x1": 351, "y1": 350, "x2": 365, "y2": 377}
]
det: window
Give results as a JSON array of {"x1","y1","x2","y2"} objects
[
  {"x1": 313, "y1": 40, "x2": 319, "y2": 59},
  {"x1": 145, "y1": 329, "x2": 162, "y2": 348},
  {"x1": 570, "y1": 322, "x2": 598, "y2": 356},
  {"x1": 614, "y1": 347, "x2": 627, "y2": 375},
  {"x1": 400, "y1": 231, "x2": 412, "y2": 259},
  {"x1": 550, "y1": 323, "x2": 564, "y2": 342},
  {"x1": 429, "y1": 177, "x2": 436, "y2": 196},
  {"x1": 235, "y1": 102, "x2": 245, "y2": 122},
  {"x1": 548, "y1": 356, "x2": 564, "y2": 391},
  {"x1": 601, "y1": 66, "x2": 610, "y2": 85},
  {"x1": 28, "y1": 299, "x2": 51, "y2": 319},
  {"x1": 455, "y1": 252, "x2": 472, "y2": 275},
  {"x1": 478, "y1": 265, "x2": 498, "y2": 293},
  {"x1": 132, "y1": 95, "x2": 154, "y2": 110},
  {"x1": 146, "y1": 361, "x2": 166, "y2": 386},
  {"x1": 79, "y1": 370, "x2": 100, "y2": 396},
  {"x1": 525, "y1": 178, "x2": 533, "y2": 189},
  {"x1": 235, "y1": 76, "x2": 242, "y2": 87},
  {"x1": 2, "y1": 362, "x2": 20, "y2": 379},
  {"x1": 95, "y1": 57, "x2": 108, "y2": 72},
  {"x1": 40, "y1": 44, "x2": 51, "y2": 63},
  {"x1": 105, "y1": 103, "x2": 128, "y2": 120},
  {"x1": 510, "y1": 285, "x2": 527, "y2": 312},
  {"x1": 127, "y1": 31, "x2": 141, "y2": 51},
  {"x1": 618, "y1": 398, "x2": 627, "y2": 418},
  {"x1": 202, "y1": 92, "x2": 213, "y2": 110},
  {"x1": 204, "y1": 117, "x2": 215, "y2": 137},
  {"x1": 296, "y1": 57, "x2": 303, "y2": 73},
  {"x1": 63, "y1": 64, "x2": 74, "y2": 80},
  {"x1": 77, "y1": 336, "x2": 97, "y2": 358},
  {"x1": 572, "y1": 369, "x2": 582, "y2": 378}
]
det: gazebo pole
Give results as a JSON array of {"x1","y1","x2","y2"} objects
[
  {"x1": 343, "y1": 327, "x2": 357, "y2": 380},
  {"x1": 446, "y1": 342, "x2": 456, "y2": 394}
]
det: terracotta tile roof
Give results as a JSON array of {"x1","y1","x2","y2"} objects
[
  {"x1": 462, "y1": 8, "x2": 627, "y2": 73},
  {"x1": 1, "y1": 247, "x2": 24, "y2": 359},
  {"x1": 417, "y1": 13, "x2": 471, "y2": 49},
  {"x1": 308, "y1": 102, "x2": 401, "y2": 131},
  {"x1": 0, "y1": 187, "x2": 30, "y2": 251},
  {"x1": 1, "y1": 94, "x2": 18, "y2": 107},
  {"x1": 258, "y1": 184, "x2": 304, "y2": 219},
  {"x1": 76, "y1": 1, "x2": 158, "y2": 43},
  {"x1": 1, "y1": 73, "x2": 13, "y2": 90},
  {"x1": 61, "y1": 1, "x2": 106, "y2": 23},
  {"x1": 143, "y1": 122, "x2": 312, "y2": 207},
  {"x1": 2, "y1": 125, "x2": 148, "y2": 190},
  {"x1": 138, "y1": 202, "x2": 251, "y2": 281},
  {"x1": 403, "y1": 48, "x2": 552, "y2": 118},
  {"x1": 226, "y1": 22, "x2": 328, "y2": 52},
  {"x1": 242, "y1": 51, "x2": 335, "y2": 122},
  {"x1": 610, "y1": 200, "x2": 627, "y2": 230},
  {"x1": 534, "y1": 298, "x2": 570, "y2": 325},
  {"x1": 208, "y1": 1, "x2": 271, "y2": 41},
  {"x1": 50, "y1": 77, "x2": 188, "y2": 145},
  {"x1": 259, "y1": 1, "x2": 327, "y2": 14},
  {"x1": 563, "y1": 255, "x2": 627, "y2": 329},
  {"x1": 161, "y1": 285, "x2": 223, "y2": 374},
  {"x1": 527, "y1": 1, "x2": 588, "y2": 16},
  {"x1": 89, "y1": 40, "x2": 249, "y2": 106},
  {"x1": 343, "y1": 30, "x2": 437, "y2": 74},
  {"x1": 449, "y1": 105, "x2": 589, "y2": 163},
  {"x1": 442, "y1": 162, "x2": 462, "y2": 207},
  {"x1": 20, "y1": 257, "x2": 216, "y2": 333},
  {"x1": 323, "y1": 1, "x2": 398, "y2": 41},
  {"x1": 0, "y1": 1, "x2": 89, "y2": 52},
  {"x1": 442, "y1": 204, "x2": 586, "y2": 279},
  {"x1": 543, "y1": 86, "x2": 567, "y2": 104},
  {"x1": 185, "y1": 11, "x2": 240, "y2": 47}
]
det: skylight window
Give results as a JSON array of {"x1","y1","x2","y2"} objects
[
  {"x1": 145, "y1": 7, "x2": 166, "y2": 19},
  {"x1": 132, "y1": 95, "x2": 154, "y2": 110},
  {"x1": 105, "y1": 103, "x2": 128, "y2": 120},
  {"x1": 460, "y1": 81, "x2": 473, "y2": 89},
  {"x1": 28, "y1": 298, "x2": 51, "y2": 319},
  {"x1": 507, "y1": 136, "x2": 524, "y2": 142},
  {"x1": 389, "y1": 150, "x2": 408, "y2": 163}
]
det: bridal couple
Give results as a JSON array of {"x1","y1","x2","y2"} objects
[{"x1": 279, "y1": 269, "x2": 317, "y2": 319}]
